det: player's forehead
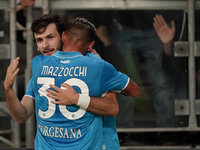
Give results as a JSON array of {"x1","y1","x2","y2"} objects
[{"x1": 34, "y1": 23, "x2": 59, "y2": 39}]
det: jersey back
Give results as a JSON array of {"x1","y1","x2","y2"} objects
[{"x1": 31, "y1": 51, "x2": 129, "y2": 150}]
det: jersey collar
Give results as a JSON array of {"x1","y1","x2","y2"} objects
[{"x1": 53, "y1": 51, "x2": 83, "y2": 58}]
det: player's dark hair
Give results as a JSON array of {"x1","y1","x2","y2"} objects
[
  {"x1": 31, "y1": 14, "x2": 67, "y2": 38},
  {"x1": 65, "y1": 17, "x2": 96, "y2": 43}
]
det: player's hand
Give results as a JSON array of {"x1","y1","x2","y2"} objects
[
  {"x1": 46, "y1": 83, "x2": 79, "y2": 105},
  {"x1": 153, "y1": 14, "x2": 175, "y2": 45},
  {"x1": 4, "y1": 57, "x2": 20, "y2": 90}
]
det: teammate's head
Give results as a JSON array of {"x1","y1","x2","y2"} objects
[
  {"x1": 31, "y1": 14, "x2": 66, "y2": 56},
  {"x1": 62, "y1": 17, "x2": 96, "y2": 55}
]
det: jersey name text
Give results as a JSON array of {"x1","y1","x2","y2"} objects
[{"x1": 41, "y1": 66, "x2": 87, "y2": 77}]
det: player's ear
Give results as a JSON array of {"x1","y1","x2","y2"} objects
[
  {"x1": 62, "y1": 32, "x2": 66, "y2": 43},
  {"x1": 88, "y1": 41, "x2": 95, "y2": 50}
]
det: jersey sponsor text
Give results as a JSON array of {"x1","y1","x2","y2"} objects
[{"x1": 38, "y1": 124, "x2": 82, "y2": 139}]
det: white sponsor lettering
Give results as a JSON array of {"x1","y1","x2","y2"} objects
[{"x1": 38, "y1": 124, "x2": 82, "y2": 139}]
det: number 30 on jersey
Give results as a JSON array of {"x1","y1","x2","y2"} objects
[{"x1": 37, "y1": 77, "x2": 89, "y2": 120}]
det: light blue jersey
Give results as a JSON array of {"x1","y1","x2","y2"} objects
[
  {"x1": 30, "y1": 51, "x2": 129, "y2": 150},
  {"x1": 25, "y1": 79, "x2": 34, "y2": 99},
  {"x1": 86, "y1": 53, "x2": 122, "y2": 150}
]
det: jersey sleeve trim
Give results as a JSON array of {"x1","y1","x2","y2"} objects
[
  {"x1": 115, "y1": 77, "x2": 130, "y2": 93},
  {"x1": 101, "y1": 91, "x2": 108, "y2": 97},
  {"x1": 23, "y1": 95, "x2": 35, "y2": 100},
  {"x1": 122, "y1": 77, "x2": 130, "y2": 90}
]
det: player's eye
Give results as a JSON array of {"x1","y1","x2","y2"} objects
[
  {"x1": 36, "y1": 39, "x2": 42, "y2": 43},
  {"x1": 48, "y1": 36, "x2": 53, "y2": 39}
]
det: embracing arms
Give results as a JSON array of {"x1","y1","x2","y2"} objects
[
  {"x1": 46, "y1": 78, "x2": 140, "y2": 117},
  {"x1": 46, "y1": 84, "x2": 119, "y2": 117}
]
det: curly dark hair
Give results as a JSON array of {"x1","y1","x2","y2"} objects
[{"x1": 31, "y1": 14, "x2": 67, "y2": 38}]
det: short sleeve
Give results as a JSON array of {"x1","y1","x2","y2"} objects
[
  {"x1": 24, "y1": 78, "x2": 35, "y2": 99},
  {"x1": 100, "y1": 61, "x2": 129, "y2": 92}
]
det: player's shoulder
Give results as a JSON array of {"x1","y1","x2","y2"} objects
[
  {"x1": 87, "y1": 56, "x2": 106, "y2": 66},
  {"x1": 85, "y1": 53, "x2": 101, "y2": 60},
  {"x1": 85, "y1": 53, "x2": 106, "y2": 63},
  {"x1": 32, "y1": 54, "x2": 43, "y2": 61},
  {"x1": 32, "y1": 55, "x2": 51, "y2": 62}
]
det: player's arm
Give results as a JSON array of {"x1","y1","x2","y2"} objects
[
  {"x1": 121, "y1": 79, "x2": 140, "y2": 97},
  {"x1": 4, "y1": 57, "x2": 34, "y2": 123},
  {"x1": 101, "y1": 60, "x2": 140, "y2": 98},
  {"x1": 46, "y1": 83, "x2": 119, "y2": 117},
  {"x1": 87, "y1": 91, "x2": 118, "y2": 117}
]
